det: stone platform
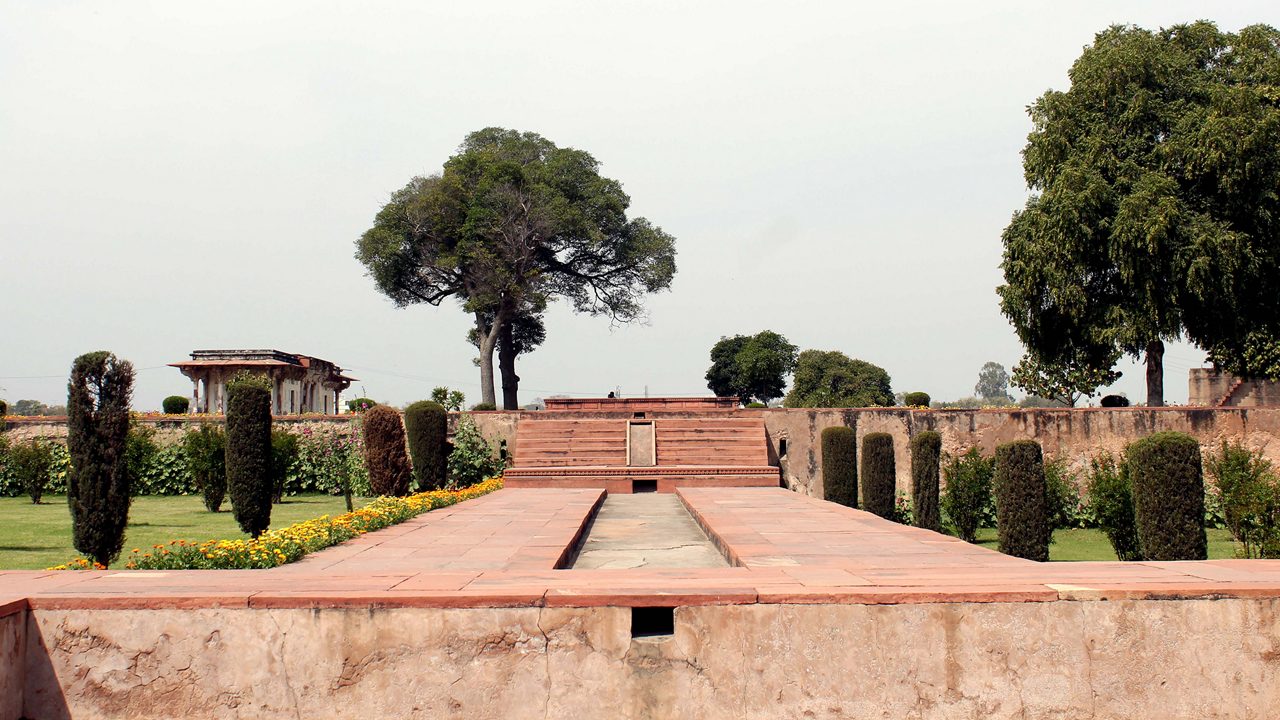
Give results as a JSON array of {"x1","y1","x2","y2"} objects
[{"x1": 4, "y1": 487, "x2": 1280, "y2": 719}]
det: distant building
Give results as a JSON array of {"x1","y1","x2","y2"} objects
[
  {"x1": 170, "y1": 350, "x2": 356, "y2": 415},
  {"x1": 1188, "y1": 368, "x2": 1280, "y2": 407}
]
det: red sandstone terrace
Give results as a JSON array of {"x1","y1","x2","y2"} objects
[{"x1": 3, "y1": 399, "x2": 1280, "y2": 718}]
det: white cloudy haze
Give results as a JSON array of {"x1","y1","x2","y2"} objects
[{"x1": 2, "y1": 1, "x2": 1275, "y2": 410}]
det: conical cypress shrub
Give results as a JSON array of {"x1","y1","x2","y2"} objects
[
  {"x1": 861, "y1": 432, "x2": 896, "y2": 519},
  {"x1": 67, "y1": 351, "x2": 135, "y2": 567},
  {"x1": 404, "y1": 400, "x2": 448, "y2": 490},
  {"x1": 910, "y1": 431, "x2": 942, "y2": 532},
  {"x1": 821, "y1": 426, "x2": 857, "y2": 507},
  {"x1": 1128, "y1": 431, "x2": 1207, "y2": 561},
  {"x1": 994, "y1": 439, "x2": 1050, "y2": 561},
  {"x1": 226, "y1": 372, "x2": 273, "y2": 538},
  {"x1": 363, "y1": 404, "x2": 413, "y2": 496}
]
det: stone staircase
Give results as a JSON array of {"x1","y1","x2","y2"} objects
[{"x1": 503, "y1": 398, "x2": 779, "y2": 493}]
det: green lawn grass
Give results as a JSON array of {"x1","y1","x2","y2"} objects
[
  {"x1": 0, "y1": 494, "x2": 367, "y2": 570},
  {"x1": 974, "y1": 526, "x2": 1239, "y2": 561}
]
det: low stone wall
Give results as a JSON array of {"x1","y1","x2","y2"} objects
[{"x1": 18, "y1": 600, "x2": 1280, "y2": 719}]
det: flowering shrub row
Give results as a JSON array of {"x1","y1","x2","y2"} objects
[{"x1": 50, "y1": 477, "x2": 503, "y2": 570}]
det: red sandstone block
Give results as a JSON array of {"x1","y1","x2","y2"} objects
[
  {"x1": 756, "y1": 585, "x2": 1061, "y2": 605},
  {"x1": 248, "y1": 588, "x2": 547, "y2": 609},
  {"x1": 27, "y1": 592, "x2": 253, "y2": 610},
  {"x1": 544, "y1": 587, "x2": 758, "y2": 607}
]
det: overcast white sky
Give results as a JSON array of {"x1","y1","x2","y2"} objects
[{"x1": 2, "y1": 1, "x2": 1275, "y2": 410}]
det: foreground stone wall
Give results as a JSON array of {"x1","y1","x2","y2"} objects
[{"x1": 17, "y1": 599, "x2": 1280, "y2": 719}]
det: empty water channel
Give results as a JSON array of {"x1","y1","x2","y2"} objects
[{"x1": 568, "y1": 494, "x2": 729, "y2": 569}]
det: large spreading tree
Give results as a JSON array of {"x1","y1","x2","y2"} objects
[
  {"x1": 998, "y1": 22, "x2": 1280, "y2": 406},
  {"x1": 705, "y1": 330, "x2": 798, "y2": 405},
  {"x1": 356, "y1": 128, "x2": 677, "y2": 409},
  {"x1": 783, "y1": 350, "x2": 893, "y2": 408}
]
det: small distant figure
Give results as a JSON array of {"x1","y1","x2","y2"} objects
[{"x1": 607, "y1": 391, "x2": 616, "y2": 398}]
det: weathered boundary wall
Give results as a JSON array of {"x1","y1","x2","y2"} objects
[
  {"x1": 9, "y1": 408, "x2": 1280, "y2": 500},
  {"x1": 15, "y1": 600, "x2": 1280, "y2": 719},
  {"x1": 763, "y1": 407, "x2": 1280, "y2": 499}
]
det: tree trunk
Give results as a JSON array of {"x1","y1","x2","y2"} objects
[
  {"x1": 498, "y1": 321, "x2": 520, "y2": 410},
  {"x1": 1145, "y1": 339, "x2": 1165, "y2": 407},
  {"x1": 475, "y1": 312, "x2": 501, "y2": 407}
]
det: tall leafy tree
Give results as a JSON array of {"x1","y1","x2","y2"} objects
[
  {"x1": 974, "y1": 362, "x2": 1012, "y2": 403},
  {"x1": 66, "y1": 351, "x2": 134, "y2": 567},
  {"x1": 705, "y1": 330, "x2": 798, "y2": 405},
  {"x1": 998, "y1": 22, "x2": 1280, "y2": 406},
  {"x1": 783, "y1": 350, "x2": 893, "y2": 408},
  {"x1": 356, "y1": 128, "x2": 677, "y2": 408}
]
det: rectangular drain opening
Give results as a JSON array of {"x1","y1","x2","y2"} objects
[
  {"x1": 631, "y1": 606, "x2": 675, "y2": 638},
  {"x1": 632, "y1": 479, "x2": 658, "y2": 493}
]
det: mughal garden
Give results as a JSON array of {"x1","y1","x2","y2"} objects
[{"x1": 3, "y1": 15, "x2": 1280, "y2": 720}]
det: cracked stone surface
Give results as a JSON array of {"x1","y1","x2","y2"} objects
[{"x1": 570, "y1": 494, "x2": 728, "y2": 570}]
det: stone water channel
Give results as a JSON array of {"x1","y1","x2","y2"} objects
[{"x1": 568, "y1": 493, "x2": 728, "y2": 569}]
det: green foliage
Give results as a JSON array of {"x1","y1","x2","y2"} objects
[
  {"x1": 903, "y1": 392, "x2": 930, "y2": 408},
  {"x1": 745, "y1": 402, "x2": 766, "y2": 408},
  {"x1": 134, "y1": 444, "x2": 193, "y2": 496},
  {"x1": 1085, "y1": 452, "x2": 1143, "y2": 561},
  {"x1": 705, "y1": 331, "x2": 799, "y2": 405},
  {"x1": 404, "y1": 401, "x2": 449, "y2": 490},
  {"x1": 447, "y1": 415, "x2": 504, "y2": 488},
  {"x1": 355, "y1": 127, "x2": 677, "y2": 406},
  {"x1": 1128, "y1": 432, "x2": 1207, "y2": 561},
  {"x1": 162, "y1": 395, "x2": 189, "y2": 414},
  {"x1": 1044, "y1": 457, "x2": 1085, "y2": 529},
  {"x1": 362, "y1": 405, "x2": 413, "y2": 496},
  {"x1": 941, "y1": 448, "x2": 995, "y2": 543},
  {"x1": 124, "y1": 420, "x2": 160, "y2": 491},
  {"x1": 1204, "y1": 441, "x2": 1280, "y2": 558},
  {"x1": 783, "y1": 350, "x2": 893, "y2": 408},
  {"x1": 291, "y1": 425, "x2": 369, "y2": 498},
  {"x1": 345, "y1": 398, "x2": 376, "y2": 413},
  {"x1": 0, "y1": 442, "x2": 69, "y2": 498},
  {"x1": 470, "y1": 403, "x2": 498, "y2": 411},
  {"x1": 820, "y1": 426, "x2": 857, "y2": 508},
  {"x1": 998, "y1": 22, "x2": 1280, "y2": 402},
  {"x1": 8, "y1": 438, "x2": 59, "y2": 504},
  {"x1": 910, "y1": 431, "x2": 942, "y2": 532},
  {"x1": 431, "y1": 387, "x2": 466, "y2": 412},
  {"x1": 860, "y1": 433, "x2": 896, "y2": 520},
  {"x1": 994, "y1": 440, "x2": 1050, "y2": 561},
  {"x1": 974, "y1": 362, "x2": 1012, "y2": 403},
  {"x1": 183, "y1": 426, "x2": 227, "y2": 512},
  {"x1": 1011, "y1": 350, "x2": 1121, "y2": 407},
  {"x1": 67, "y1": 350, "x2": 135, "y2": 567},
  {"x1": 225, "y1": 371, "x2": 273, "y2": 538},
  {"x1": 270, "y1": 430, "x2": 299, "y2": 504}
]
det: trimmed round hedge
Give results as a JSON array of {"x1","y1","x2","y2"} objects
[
  {"x1": 903, "y1": 392, "x2": 931, "y2": 408},
  {"x1": 993, "y1": 439, "x2": 1050, "y2": 561},
  {"x1": 162, "y1": 395, "x2": 190, "y2": 414},
  {"x1": 1127, "y1": 431, "x2": 1207, "y2": 561},
  {"x1": 821, "y1": 426, "x2": 857, "y2": 508}
]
